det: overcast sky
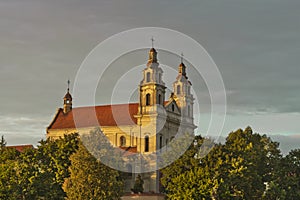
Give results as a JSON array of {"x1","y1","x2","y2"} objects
[{"x1": 0, "y1": 0, "x2": 299, "y2": 153}]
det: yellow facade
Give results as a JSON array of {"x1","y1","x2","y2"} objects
[{"x1": 47, "y1": 48, "x2": 196, "y2": 193}]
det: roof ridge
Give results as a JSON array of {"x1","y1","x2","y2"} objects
[
  {"x1": 71, "y1": 102, "x2": 139, "y2": 110},
  {"x1": 48, "y1": 103, "x2": 140, "y2": 130}
]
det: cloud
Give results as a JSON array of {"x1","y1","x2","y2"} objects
[
  {"x1": 0, "y1": 115, "x2": 48, "y2": 145},
  {"x1": 269, "y1": 134, "x2": 300, "y2": 155},
  {"x1": 0, "y1": 0, "x2": 300, "y2": 145}
]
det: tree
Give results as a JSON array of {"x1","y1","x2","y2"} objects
[
  {"x1": 160, "y1": 127, "x2": 282, "y2": 199},
  {"x1": 0, "y1": 135, "x2": 21, "y2": 199},
  {"x1": 0, "y1": 135, "x2": 6, "y2": 150},
  {"x1": 0, "y1": 133, "x2": 79, "y2": 199},
  {"x1": 0, "y1": 135, "x2": 20, "y2": 163},
  {"x1": 213, "y1": 127, "x2": 281, "y2": 199},
  {"x1": 160, "y1": 134, "x2": 214, "y2": 199},
  {"x1": 63, "y1": 142, "x2": 124, "y2": 200},
  {"x1": 264, "y1": 149, "x2": 300, "y2": 199},
  {"x1": 131, "y1": 174, "x2": 144, "y2": 194},
  {"x1": 28, "y1": 133, "x2": 80, "y2": 199},
  {"x1": 281, "y1": 149, "x2": 300, "y2": 199}
]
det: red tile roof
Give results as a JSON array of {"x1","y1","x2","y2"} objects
[
  {"x1": 7, "y1": 145, "x2": 34, "y2": 152},
  {"x1": 48, "y1": 103, "x2": 139, "y2": 130},
  {"x1": 118, "y1": 146, "x2": 138, "y2": 156},
  {"x1": 119, "y1": 146, "x2": 137, "y2": 153}
]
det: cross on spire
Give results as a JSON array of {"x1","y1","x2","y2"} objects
[
  {"x1": 180, "y1": 52, "x2": 184, "y2": 63},
  {"x1": 151, "y1": 37, "x2": 154, "y2": 48},
  {"x1": 67, "y1": 79, "x2": 70, "y2": 92}
]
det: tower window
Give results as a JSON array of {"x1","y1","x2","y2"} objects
[
  {"x1": 188, "y1": 105, "x2": 191, "y2": 117},
  {"x1": 120, "y1": 136, "x2": 126, "y2": 147},
  {"x1": 172, "y1": 104, "x2": 175, "y2": 112},
  {"x1": 159, "y1": 135, "x2": 163, "y2": 149},
  {"x1": 158, "y1": 94, "x2": 161, "y2": 105},
  {"x1": 177, "y1": 85, "x2": 181, "y2": 95},
  {"x1": 146, "y1": 93, "x2": 151, "y2": 106},
  {"x1": 146, "y1": 72, "x2": 151, "y2": 82},
  {"x1": 145, "y1": 136, "x2": 149, "y2": 152}
]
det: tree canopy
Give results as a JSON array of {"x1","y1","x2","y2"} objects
[
  {"x1": 63, "y1": 141, "x2": 124, "y2": 200},
  {"x1": 0, "y1": 127, "x2": 299, "y2": 199},
  {"x1": 160, "y1": 127, "x2": 298, "y2": 200},
  {"x1": 0, "y1": 133, "x2": 79, "y2": 199}
]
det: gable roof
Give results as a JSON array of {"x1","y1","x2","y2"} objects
[
  {"x1": 47, "y1": 100, "x2": 178, "y2": 130},
  {"x1": 165, "y1": 99, "x2": 181, "y2": 114},
  {"x1": 48, "y1": 103, "x2": 139, "y2": 130}
]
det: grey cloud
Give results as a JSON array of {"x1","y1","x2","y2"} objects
[{"x1": 0, "y1": 0, "x2": 300, "y2": 145}]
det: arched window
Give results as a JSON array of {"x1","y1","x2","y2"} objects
[
  {"x1": 145, "y1": 135, "x2": 149, "y2": 152},
  {"x1": 177, "y1": 85, "x2": 181, "y2": 95},
  {"x1": 146, "y1": 72, "x2": 151, "y2": 82},
  {"x1": 120, "y1": 136, "x2": 126, "y2": 147},
  {"x1": 158, "y1": 94, "x2": 161, "y2": 105},
  {"x1": 159, "y1": 135, "x2": 163, "y2": 149},
  {"x1": 172, "y1": 104, "x2": 175, "y2": 112},
  {"x1": 146, "y1": 93, "x2": 151, "y2": 106}
]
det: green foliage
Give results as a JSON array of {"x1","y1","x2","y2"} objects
[
  {"x1": 81, "y1": 127, "x2": 125, "y2": 170},
  {"x1": 131, "y1": 174, "x2": 144, "y2": 194},
  {"x1": 1, "y1": 127, "x2": 299, "y2": 199},
  {"x1": 63, "y1": 142, "x2": 124, "y2": 200},
  {"x1": 264, "y1": 149, "x2": 300, "y2": 199},
  {"x1": 214, "y1": 127, "x2": 281, "y2": 199},
  {"x1": 0, "y1": 133, "x2": 79, "y2": 199},
  {"x1": 0, "y1": 135, "x2": 7, "y2": 150},
  {"x1": 161, "y1": 127, "x2": 283, "y2": 200},
  {"x1": 160, "y1": 134, "x2": 213, "y2": 199}
]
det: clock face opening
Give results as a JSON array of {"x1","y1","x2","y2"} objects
[{"x1": 67, "y1": 100, "x2": 70, "y2": 103}]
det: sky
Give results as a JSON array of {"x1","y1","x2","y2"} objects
[{"x1": 0, "y1": 0, "x2": 299, "y2": 154}]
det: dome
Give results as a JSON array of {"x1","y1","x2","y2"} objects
[
  {"x1": 178, "y1": 62, "x2": 187, "y2": 77},
  {"x1": 64, "y1": 91, "x2": 72, "y2": 99},
  {"x1": 149, "y1": 47, "x2": 157, "y2": 52}
]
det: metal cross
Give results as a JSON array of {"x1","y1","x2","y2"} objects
[
  {"x1": 67, "y1": 79, "x2": 70, "y2": 91},
  {"x1": 181, "y1": 53, "x2": 184, "y2": 63},
  {"x1": 151, "y1": 37, "x2": 154, "y2": 48}
]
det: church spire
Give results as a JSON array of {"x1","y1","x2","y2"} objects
[
  {"x1": 147, "y1": 37, "x2": 158, "y2": 66},
  {"x1": 151, "y1": 36, "x2": 154, "y2": 48},
  {"x1": 137, "y1": 40, "x2": 165, "y2": 116},
  {"x1": 178, "y1": 53, "x2": 187, "y2": 78},
  {"x1": 172, "y1": 52, "x2": 194, "y2": 115},
  {"x1": 63, "y1": 80, "x2": 72, "y2": 114}
]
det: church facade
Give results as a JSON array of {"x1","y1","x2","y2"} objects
[{"x1": 47, "y1": 47, "x2": 196, "y2": 193}]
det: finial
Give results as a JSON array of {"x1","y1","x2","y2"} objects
[
  {"x1": 67, "y1": 79, "x2": 70, "y2": 92},
  {"x1": 151, "y1": 36, "x2": 154, "y2": 48},
  {"x1": 180, "y1": 52, "x2": 184, "y2": 63}
]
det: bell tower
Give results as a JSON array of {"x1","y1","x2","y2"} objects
[
  {"x1": 63, "y1": 80, "x2": 72, "y2": 114},
  {"x1": 138, "y1": 47, "x2": 166, "y2": 115},
  {"x1": 173, "y1": 54, "x2": 194, "y2": 121},
  {"x1": 134, "y1": 45, "x2": 167, "y2": 154}
]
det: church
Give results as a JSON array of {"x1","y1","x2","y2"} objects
[{"x1": 47, "y1": 47, "x2": 196, "y2": 194}]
